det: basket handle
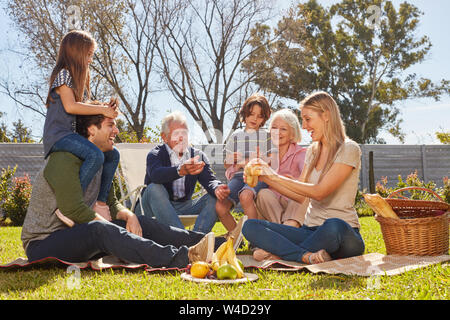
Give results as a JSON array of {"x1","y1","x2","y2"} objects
[{"x1": 387, "y1": 186, "x2": 444, "y2": 202}]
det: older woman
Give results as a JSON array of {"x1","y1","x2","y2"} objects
[
  {"x1": 256, "y1": 109, "x2": 308, "y2": 228},
  {"x1": 243, "y1": 92, "x2": 365, "y2": 264}
]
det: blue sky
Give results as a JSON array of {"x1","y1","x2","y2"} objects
[{"x1": 0, "y1": 0, "x2": 448, "y2": 144}]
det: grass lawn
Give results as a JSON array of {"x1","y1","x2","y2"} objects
[{"x1": 0, "y1": 216, "x2": 448, "y2": 300}]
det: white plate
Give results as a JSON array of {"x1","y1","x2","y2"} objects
[{"x1": 180, "y1": 272, "x2": 258, "y2": 284}]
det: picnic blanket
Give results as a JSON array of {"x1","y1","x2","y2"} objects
[
  {"x1": 1, "y1": 253, "x2": 448, "y2": 276},
  {"x1": 239, "y1": 253, "x2": 450, "y2": 276}
]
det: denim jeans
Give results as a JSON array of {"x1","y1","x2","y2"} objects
[
  {"x1": 227, "y1": 172, "x2": 268, "y2": 206},
  {"x1": 135, "y1": 183, "x2": 218, "y2": 233},
  {"x1": 50, "y1": 133, "x2": 120, "y2": 202},
  {"x1": 26, "y1": 216, "x2": 210, "y2": 268},
  {"x1": 242, "y1": 218, "x2": 365, "y2": 262}
]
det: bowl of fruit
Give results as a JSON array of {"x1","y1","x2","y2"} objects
[{"x1": 181, "y1": 237, "x2": 258, "y2": 284}]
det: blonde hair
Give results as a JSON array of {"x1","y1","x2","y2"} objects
[
  {"x1": 269, "y1": 109, "x2": 302, "y2": 143},
  {"x1": 300, "y1": 91, "x2": 347, "y2": 183}
]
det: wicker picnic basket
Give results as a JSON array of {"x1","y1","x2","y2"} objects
[{"x1": 374, "y1": 187, "x2": 449, "y2": 256}]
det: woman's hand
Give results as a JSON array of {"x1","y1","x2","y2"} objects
[
  {"x1": 108, "y1": 97, "x2": 119, "y2": 109},
  {"x1": 244, "y1": 158, "x2": 276, "y2": 187},
  {"x1": 246, "y1": 158, "x2": 276, "y2": 176}
]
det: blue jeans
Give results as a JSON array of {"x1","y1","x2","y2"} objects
[
  {"x1": 135, "y1": 183, "x2": 218, "y2": 233},
  {"x1": 242, "y1": 218, "x2": 365, "y2": 262},
  {"x1": 50, "y1": 133, "x2": 120, "y2": 202},
  {"x1": 227, "y1": 172, "x2": 267, "y2": 206},
  {"x1": 26, "y1": 216, "x2": 215, "y2": 268}
]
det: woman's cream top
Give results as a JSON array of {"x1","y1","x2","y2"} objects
[{"x1": 303, "y1": 139, "x2": 361, "y2": 229}]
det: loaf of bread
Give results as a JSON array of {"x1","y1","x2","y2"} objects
[
  {"x1": 363, "y1": 194, "x2": 399, "y2": 219},
  {"x1": 244, "y1": 163, "x2": 263, "y2": 188}
]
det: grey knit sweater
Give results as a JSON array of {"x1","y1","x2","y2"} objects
[{"x1": 21, "y1": 156, "x2": 101, "y2": 252}]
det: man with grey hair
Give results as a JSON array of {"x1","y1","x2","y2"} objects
[{"x1": 136, "y1": 111, "x2": 245, "y2": 240}]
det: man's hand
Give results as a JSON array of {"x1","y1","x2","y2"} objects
[
  {"x1": 125, "y1": 214, "x2": 143, "y2": 237},
  {"x1": 178, "y1": 156, "x2": 205, "y2": 176},
  {"x1": 116, "y1": 210, "x2": 143, "y2": 237},
  {"x1": 214, "y1": 184, "x2": 230, "y2": 201}
]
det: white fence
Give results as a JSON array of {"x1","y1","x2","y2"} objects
[{"x1": 1, "y1": 143, "x2": 449, "y2": 189}]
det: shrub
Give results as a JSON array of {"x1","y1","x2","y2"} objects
[
  {"x1": 438, "y1": 176, "x2": 449, "y2": 203},
  {"x1": 0, "y1": 166, "x2": 17, "y2": 222},
  {"x1": 435, "y1": 131, "x2": 450, "y2": 144},
  {"x1": 360, "y1": 171, "x2": 450, "y2": 217},
  {"x1": 375, "y1": 170, "x2": 448, "y2": 203},
  {"x1": 0, "y1": 166, "x2": 16, "y2": 201},
  {"x1": 375, "y1": 176, "x2": 391, "y2": 198},
  {"x1": 355, "y1": 189, "x2": 373, "y2": 217},
  {"x1": 115, "y1": 120, "x2": 162, "y2": 144},
  {"x1": 0, "y1": 166, "x2": 32, "y2": 226}
]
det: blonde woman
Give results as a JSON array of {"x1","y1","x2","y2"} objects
[
  {"x1": 256, "y1": 109, "x2": 308, "y2": 228},
  {"x1": 243, "y1": 92, "x2": 365, "y2": 264}
]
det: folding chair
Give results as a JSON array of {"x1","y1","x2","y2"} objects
[{"x1": 115, "y1": 143, "x2": 198, "y2": 229}]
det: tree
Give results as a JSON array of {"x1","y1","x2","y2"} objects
[
  {"x1": 0, "y1": 112, "x2": 10, "y2": 142},
  {"x1": 0, "y1": 112, "x2": 34, "y2": 142},
  {"x1": 242, "y1": 0, "x2": 450, "y2": 143},
  {"x1": 2, "y1": 0, "x2": 162, "y2": 140},
  {"x1": 11, "y1": 119, "x2": 35, "y2": 143},
  {"x1": 436, "y1": 131, "x2": 450, "y2": 144},
  {"x1": 154, "y1": 0, "x2": 276, "y2": 143},
  {"x1": 114, "y1": 118, "x2": 161, "y2": 143},
  {"x1": 3, "y1": 0, "x2": 279, "y2": 143}
]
